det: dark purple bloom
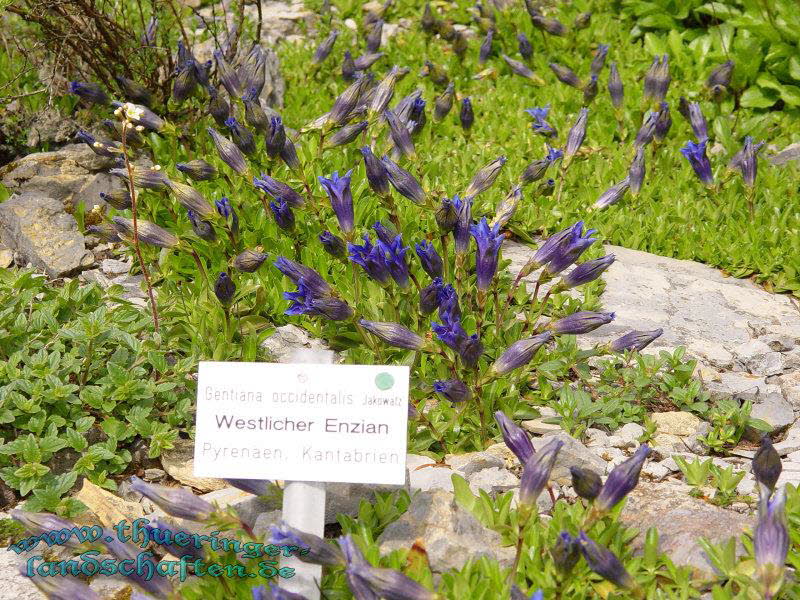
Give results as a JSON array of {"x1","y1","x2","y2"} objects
[
  {"x1": 435, "y1": 197, "x2": 458, "y2": 232},
  {"x1": 434, "y1": 83, "x2": 455, "y2": 120},
  {"x1": 69, "y1": 81, "x2": 108, "y2": 105},
  {"x1": 349, "y1": 235, "x2": 391, "y2": 284},
  {"x1": 490, "y1": 332, "x2": 552, "y2": 375},
  {"x1": 254, "y1": 174, "x2": 305, "y2": 207},
  {"x1": 253, "y1": 583, "x2": 312, "y2": 600},
  {"x1": 564, "y1": 108, "x2": 589, "y2": 162},
  {"x1": 634, "y1": 111, "x2": 658, "y2": 149},
  {"x1": 341, "y1": 50, "x2": 356, "y2": 81},
  {"x1": 22, "y1": 564, "x2": 103, "y2": 600},
  {"x1": 753, "y1": 436, "x2": 782, "y2": 495},
  {"x1": 420, "y1": 278, "x2": 443, "y2": 314},
  {"x1": 570, "y1": 466, "x2": 602, "y2": 500},
  {"x1": 549, "y1": 63, "x2": 581, "y2": 88},
  {"x1": 380, "y1": 235, "x2": 411, "y2": 288},
  {"x1": 187, "y1": 209, "x2": 216, "y2": 241},
  {"x1": 688, "y1": 102, "x2": 708, "y2": 142},
  {"x1": 608, "y1": 62, "x2": 624, "y2": 109},
  {"x1": 479, "y1": 28, "x2": 494, "y2": 64},
  {"x1": 313, "y1": 30, "x2": 339, "y2": 64},
  {"x1": 319, "y1": 170, "x2": 354, "y2": 233},
  {"x1": 609, "y1": 328, "x2": 663, "y2": 352},
  {"x1": 381, "y1": 155, "x2": 426, "y2": 204},
  {"x1": 593, "y1": 177, "x2": 631, "y2": 210},
  {"x1": 385, "y1": 109, "x2": 415, "y2": 158},
  {"x1": 595, "y1": 444, "x2": 650, "y2": 513},
  {"x1": 583, "y1": 75, "x2": 599, "y2": 105},
  {"x1": 551, "y1": 311, "x2": 614, "y2": 335},
  {"x1": 738, "y1": 136, "x2": 759, "y2": 187},
  {"x1": 232, "y1": 250, "x2": 268, "y2": 273},
  {"x1": 754, "y1": 487, "x2": 789, "y2": 596},
  {"x1": 517, "y1": 33, "x2": 532, "y2": 60},
  {"x1": 359, "y1": 319, "x2": 425, "y2": 350},
  {"x1": 284, "y1": 284, "x2": 353, "y2": 321},
  {"x1": 628, "y1": 147, "x2": 645, "y2": 196},
  {"x1": 494, "y1": 411, "x2": 534, "y2": 464},
  {"x1": 543, "y1": 221, "x2": 598, "y2": 274},
  {"x1": 654, "y1": 102, "x2": 671, "y2": 142},
  {"x1": 214, "y1": 272, "x2": 236, "y2": 306},
  {"x1": 552, "y1": 532, "x2": 581, "y2": 574},
  {"x1": 520, "y1": 146, "x2": 561, "y2": 184},
  {"x1": 520, "y1": 437, "x2": 563, "y2": 507},
  {"x1": 265, "y1": 116, "x2": 286, "y2": 158},
  {"x1": 433, "y1": 379, "x2": 471, "y2": 403},
  {"x1": 320, "y1": 231, "x2": 347, "y2": 258},
  {"x1": 360, "y1": 146, "x2": 390, "y2": 196},
  {"x1": 129, "y1": 475, "x2": 214, "y2": 521},
  {"x1": 225, "y1": 117, "x2": 256, "y2": 155},
  {"x1": 459, "y1": 334, "x2": 484, "y2": 368},
  {"x1": 214, "y1": 49, "x2": 241, "y2": 97},
  {"x1": 208, "y1": 127, "x2": 248, "y2": 174},
  {"x1": 414, "y1": 240, "x2": 443, "y2": 279},
  {"x1": 274, "y1": 257, "x2": 332, "y2": 297},
  {"x1": 680, "y1": 140, "x2": 714, "y2": 186},
  {"x1": 269, "y1": 198, "x2": 295, "y2": 231},
  {"x1": 590, "y1": 44, "x2": 609, "y2": 76},
  {"x1": 270, "y1": 521, "x2": 344, "y2": 566},
  {"x1": 460, "y1": 97, "x2": 474, "y2": 131},
  {"x1": 464, "y1": 156, "x2": 506, "y2": 199},
  {"x1": 578, "y1": 532, "x2": 637, "y2": 590},
  {"x1": 373, "y1": 221, "x2": 397, "y2": 245},
  {"x1": 559, "y1": 255, "x2": 615, "y2": 289},
  {"x1": 173, "y1": 59, "x2": 198, "y2": 102},
  {"x1": 431, "y1": 315, "x2": 468, "y2": 355},
  {"x1": 470, "y1": 218, "x2": 503, "y2": 289}
]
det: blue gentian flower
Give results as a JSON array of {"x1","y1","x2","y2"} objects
[
  {"x1": 470, "y1": 218, "x2": 504, "y2": 289},
  {"x1": 524, "y1": 105, "x2": 556, "y2": 137},
  {"x1": 680, "y1": 140, "x2": 714, "y2": 186},
  {"x1": 348, "y1": 235, "x2": 391, "y2": 284},
  {"x1": 414, "y1": 240, "x2": 443, "y2": 279},
  {"x1": 319, "y1": 170, "x2": 354, "y2": 233}
]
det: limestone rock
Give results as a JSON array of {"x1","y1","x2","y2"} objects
[
  {"x1": 161, "y1": 439, "x2": 227, "y2": 492},
  {"x1": 467, "y1": 467, "x2": 519, "y2": 496},
  {"x1": 444, "y1": 451, "x2": 506, "y2": 477},
  {"x1": 378, "y1": 489, "x2": 515, "y2": 573},
  {"x1": 0, "y1": 193, "x2": 93, "y2": 278},
  {"x1": 620, "y1": 481, "x2": 751, "y2": 579},
  {"x1": 0, "y1": 242, "x2": 12, "y2": 268},
  {"x1": 777, "y1": 371, "x2": 800, "y2": 409},
  {"x1": 253, "y1": 510, "x2": 284, "y2": 539},
  {"x1": 775, "y1": 422, "x2": 800, "y2": 455},
  {"x1": 521, "y1": 418, "x2": 561, "y2": 435},
  {"x1": 749, "y1": 393, "x2": 795, "y2": 433},
  {"x1": 768, "y1": 142, "x2": 800, "y2": 166},
  {"x1": 201, "y1": 486, "x2": 281, "y2": 528},
  {"x1": 531, "y1": 432, "x2": 606, "y2": 485},
  {"x1": 406, "y1": 454, "x2": 455, "y2": 493},
  {"x1": 260, "y1": 324, "x2": 339, "y2": 363},
  {"x1": 650, "y1": 412, "x2": 703, "y2": 437},
  {"x1": 74, "y1": 479, "x2": 144, "y2": 528},
  {"x1": 615, "y1": 423, "x2": 644, "y2": 446}
]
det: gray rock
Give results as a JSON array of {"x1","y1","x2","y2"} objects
[
  {"x1": 642, "y1": 461, "x2": 670, "y2": 480},
  {"x1": 378, "y1": 489, "x2": 515, "y2": 573},
  {"x1": 705, "y1": 372, "x2": 777, "y2": 402},
  {"x1": 161, "y1": 439, "x2": 227, "y2": 492},
  {"x1": 201, "y1": 487, "x2": 280, "y2": 528},
  {"x1": 531, "y1": 432, "x2": 606, "y2": 485},
  {"x1": 467, "y1": 467, "x2": 519, "y2": 496},
  {"x1": 775, "y1": 422, "x2": 800, "y2": 455},
  {"x1": 407, "y1": 454, "x2": 455, "y2": 493},
  {"x1": 522, "y1": 418, "x2": 561, "y2": 435},
  {"x1": 101, "y1": 258, "x2": 131, "y2": 275},
  {"x1": 253, "y1": 510, "x2": 284, "y2": 539},
  {"x1": 733, "y1": 339, "x2": 772, "y2": 365},
  {"x1": 651, "y1": 411, "x2": 704, "y2": 437},
  {"x1": 750, "y1": 352, "x2": 786, "y2": 377},
  {"x1": 585, "y1": 428, "x2": 611, "y2": 448},
  {"x1": 614, "y1": 423, "x2": 644, "y2": 446},
  {"x1": 143, "y1": 468, "x2": 166, "y2": 482},
  {"x1": 444, "y1": 451, "x2": 506, "y2": 477},
  {"x1": 759, "y1": 334, "x2": 796, "y2": 352},
  {"x1": 620, "y1": 481, "x2": 751, "y2": 579},
  {"x1": 0, "y1": 242, "x2": 12, "y2": 268},
  {"x1": 777, "y1": 371, "x2": 800, "y2": 409},
  {"x1": 768, "y1": 142, "x2": 800, "y2": 166},
  {"x1": 0, "y1": 542, "x2": 42, "y2": 600},
  {"x1": 749, "y1": 392, "x2": 795, "y2": 433},
  {"x1": 0, "y1": 143, "x2": 123, "y2": 208},
  {"x1": 260, "y1": 324, "x2": 339, "y2": 363},
  {"x1": 0, "y1": 193, "x2": 93, "y2": 278},
  {"x1": 326, "y1": 482, "x2": 403, "y2": 524}
]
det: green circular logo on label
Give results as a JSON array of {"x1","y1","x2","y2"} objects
[{"x1": 375, "y1": 372, "x2": 395, "y2": 390}]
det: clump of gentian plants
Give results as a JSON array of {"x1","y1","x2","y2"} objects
[
  {"x1": 67, "y1": 5, "x2": 670, "y2": 457},
  {"x1": 13, "y1": 431, "x2": 794, "y2": 598}
]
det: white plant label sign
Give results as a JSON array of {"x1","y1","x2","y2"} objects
[{"x1": 194, "y1": 362, "x2": 409, "y2": 484}]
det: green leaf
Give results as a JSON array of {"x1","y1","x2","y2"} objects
[
  {"x1": 779, "y1": 84, "x2": 800, "y2": 106},
  {"x1": 739, "y1": 86, "x2": 778, "y2": 108}
]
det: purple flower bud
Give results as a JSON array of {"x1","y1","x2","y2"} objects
[
  {"x1": 433, "y1": 379, "x2": 472, "y2": 403},
  {"x1": 313, "y1": 30, "x2": 339, "y2": 64},
  {"x1": 552, "y1": 531, "x2": 581, "y2": 574},
  {"x1": 564, "y1": 108, "x2": 589, "y2": 161},
  {"x1": 628, "y1": 148, "x2": 646, "y2": 197},
  {"x1": 318, "y1": 170, "x2": 354, "y2": 233},
  {"x1": 109, "y1": 166, "x2": 170, "y2": 190},
  {"x1": 284, "y1": 285, "x2": 353, "y2": 321},
  {"x1": 609, "y1": 328, "x2": 663, "y2": 352},
  {"x1": 680, "y1": 140, "x2": 714, "y2": 186},
  {"x1": 707, "y1": 60, "x2": 734, "y2": 89},
  {"x1": 460, "y1": 97, "x2": 474, "y2": 131},
  {"x1": 493, "y1": 185, "x2": 523, "y2": 227},
  {"x1": 214, "y1": 49, "x2": 242, "y2": 97},
  {"x1": 329, "y1": 74, "x2": 372, "y2": 125},
  {"x1": 69, "y1": 81, "x2": 108, "y2": 105},
  {"x1": 549, "y1": 63, "x2": 582, "y2": 88},
  {"x1": 112, "y1": 216, "x2": 179, "y2": 249},
  {"x1": 738, "y1": 136, "x2": 759, "y2": 187},
  {"x1": 354, "y1": 52, "x2": 384, "y2": 71},
  {"x1": 688, "y1": 102, "x2": 708, "y2": 142},
  {"x1": 593, "y1": 177, "x2": 631, "y2": 211},
  {"x1": 76, "y1": 130, "x2": 119, "y2": 158},
  {"x1": 420, "y1": 278, "x2": 442, "y2": 315},
  {"x1": 130, "y1": 475, "x2": 214, "y2": 521},
  {"x1": 366, "y1": 19, "x2": 383, "y2": 52},
  {"x1": 590, "y1": 44, "x2": 609, "y2": 76},
  {"x1": 173, "y1": 59, "x2": 199, "y2": 102},
  {"x1": 115, "y1": 76, "x2": 152, "y2": 106},
  {"x1": 578, "y1": 532, "x2": 637, "y2": 590},
  {"x1": 520, "y1": 437, "x2": 563, "y2": 507},
  {"x1": 634, "y1": 111, "x2": 658, "y2": 149},
  {"x1": 342, "y1": 50, "x2": 356, "y2": 81},
  {"x1": 232, "y1": 249, "x2": 268, "y2": 272},
  {"x1": 356, "y1": 146, "x2": 389, "y2": 197},
  {"x1": 494, "y1": 411, "x2": 534, "y2": 464},
  {"x1": 224, "y1": 479, "x2": 272, "y2": 496},
  {"x1": 459, "y1": 334, "x2": 484, "y2": 368},
  {"x1": 532, "y1": 14, "x2": 566, "y2": 36},
  {"x1": 274, "y1": 257, "x2": 331, "y2": 297},
  {"x1": 608, "y1": 62, "x2": 624, "y2": 109},
  {"x1": 10, "y1": 510, "x2": 82, "y2": 548},
  {"x1": 479, "y1": 28, "x2": 494, "y2": 64},
  {"x1": 595, "y1": 444, "x2": 650, "y2": 513},
  {"x1": 214, "y1": 272, "x2": 236, "y2": 306},
  {"x1": 452, "y1": 194, "x2": 472, "y2": 255},
  {"x1": 520, "y1": 146, "x2": 561, "y2": 184},
  {"x1": 348, "y1": 235, "x2": 391, "y2": 284},
  {"x1": 254, "y1": 174, "x2": 304, "y2": 208},
  {"x1": 208, "y1": 89, "x2": 231, "y2": 128},
  {"x1": 385, "y1": 109, "x2": 416, "y2": 158},
  {"x1": 242, "y1": 88, "x2": 268, "y2": 133},
  {"x1": 225, "y1": 117, "x2": 256, "y2": 155},
  {"x1": 490, "y1": 332, "x2": 552, "y2": 375},
  {"x1": 754, "y1": 487, "x2": 789, "y2": 596},
  {"x1": 169, "y1": 180, "x2": 214, "y2": 217},
  {"x1": 380, "y1": 235, "x2": 411, "y2": 288},
  {"x1": 281, "y1": 136, "x2": 301, "y2": 171},
  {"x1": 464, "y1": 156, "x2": 506, "y2": 199},
  {"x1": 87, "y1": 223, "x2": 122, "y2": 243},
  {"x1": 270, "y1": 521, "x2": 344, "y2": 566},
  {"x1": 177, "y1": 159, "x2": 217, "y2": 181},
  {"x1": 359, "y1": 319, "x2": 425, "y2": 350},
  {"x1": 369, "y1": 67, "x2": 401, "y2": 117},
  {"x1": 21, "y1": 563, "x2": 103, "y2": 599},
  {"x1": 187, "y1": 209, "x2": 216, "y2": 241},
  {"x1": 433, "y1": 83, "x2": 455, "y2": 121},
  {"x1": 381, "y1": 155, "x2": 426, "y2": 204},
  {"x1": 583, "y1": 74, "x2": 599, "y2": 105},
  {"x1": 319, "y1": 231, "x2": 347, "y2": 258},
  {"x1": 543, "y1": 221, "x2": 598, "y2": 274},
  {"x1": 559, "y1": 255, "x2": 615, "y2": 289},
  {"x1": 414, "y1": 240, "x2": 443, "y2": 279},
  {"x1": 654, "y1": 102, "x2": 671, "y2": 142},
  {"x1": 524, "y1": 105, "x2": 557, "y2": 137},
  {"x1": 253, "y1": 583, "x2": 309, "y2": 600},
  {"x1": 270, "y1": 198, "x2": 295, "y2": 231},
  {"x1": 503, "y1": 54, "x2": 540, "y2": 82},
  {"x1": 574, "y1": 11, "x2": 592, "y2": 28},
  {"x1": 143, "y1": 520, "x2": 205, "y2": 562},
  {"x1": 753, "y1": 436, "x2": 782, "y2": 494},
  {"x1": 265, "y1": 115, "x2": 286, "y2": 158},
  {"x1": 208, "y1": 127, "x2": 248, "y2": 174},
  {"x1": 517, "y1": 33, "x2": 533, "y2": 61},
  {"x1": 470, "y1": 218, "x2": 504, "y2": 289},
  {"x1": 643, "y1": 54, "x2": 670, "y2": 103},
  {"x1": 551, "y1": 311, "x2": 615, "y2": 335},
  {"x1": 570, "y1": 466, "x2": 602, "y2": 500}
]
